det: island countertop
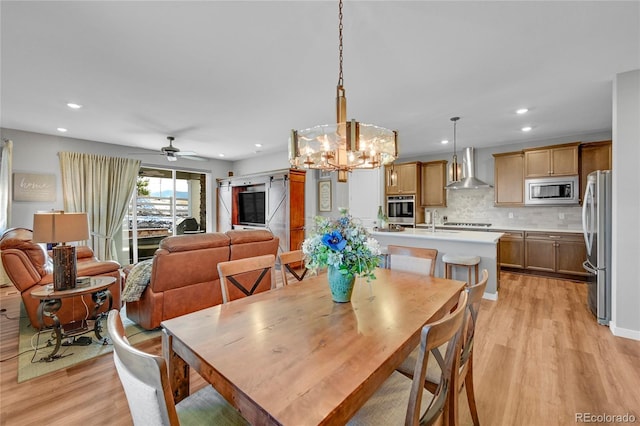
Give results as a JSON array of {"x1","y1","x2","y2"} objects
[
  {"x1": 371, "y1": 227, "x2": 504, "y2": 244},
  {"x1": 371, "y1": 227, "x2": 503, "y2": 299}
]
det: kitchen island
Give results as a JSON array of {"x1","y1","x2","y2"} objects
[{"x1": 371, "y1": 228, "x2": 504, "y2": 299}]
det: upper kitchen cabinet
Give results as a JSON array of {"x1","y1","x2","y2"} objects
[
  {"x1": 524, "y1": 142, "x2": 580, "y2": 178},
  {"x1": 579, "y1": 140, "x2": 612, "y2": 201},
  {"x1": 493, "y1": 151, "x2": 524, "y2": 206},
  {"x1": 385, "y1": 162, "x2": 421, "y2": 195},
  {"x1": 420, "y1": 160, "x2": 447, "y2": 207}
]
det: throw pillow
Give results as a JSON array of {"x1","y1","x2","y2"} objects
[{"x1": 121, "y1": 259, "x2": 154, "y2": 302}]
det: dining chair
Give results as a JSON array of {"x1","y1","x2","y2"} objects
[
  {"x1": 397, "y1": 269, "x2": 489, "y2": 426},
  {"x1": 106, "y1": 310, "x2": 249, "y2": 426},
  {"x1": 348, "y1": 290, "x2": 468, "y2": 426},
  {"x1": 388, "y1": 245, "x2": 438, "y2": 276},
  {"x1": 278, "y1": 249, "x2": 308, "y2": 286},
  {"x1": 217, "y1": 254, "x2": 277, "y2": 303}
]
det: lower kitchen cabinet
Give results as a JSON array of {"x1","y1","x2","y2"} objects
[
  {"x1": 524, "y1": 232, "x2": 587, "y2": 276},
  {"x1": 524, "y1": 236, "x2": 556, "y2": 272},
  {"x1": 499, "y1": 231, "x2": 524, "y2": 268}
]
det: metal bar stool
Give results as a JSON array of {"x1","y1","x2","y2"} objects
[{"x1": 442, "y1": 254, "x2": 481, "y2": 285}]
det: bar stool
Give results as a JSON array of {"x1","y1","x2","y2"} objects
[
  {"x1": 379, "y1": 246, "x2": 389, "y2": 269},
  {"x1": 442, "y1": 254, "x2": 481, "y2": 285}
]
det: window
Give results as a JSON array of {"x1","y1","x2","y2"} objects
[{"x1": 125, "y1": 167, "x2": 208, "y2": 263}]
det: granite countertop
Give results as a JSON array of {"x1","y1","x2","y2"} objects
[
  {"x1": 370, "y1": 228, "x2": 504, "y2": 244},
  {"x1": 415, "y1": 223, "x2": 583, "y2": 234}
]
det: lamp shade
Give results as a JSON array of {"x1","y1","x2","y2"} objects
[{"x1": 33, "y1": 212, "x2": 90, "y2": 244}]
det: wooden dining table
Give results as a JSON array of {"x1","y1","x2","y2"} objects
[{"x1": 161, "y1": 268, "x2": 465, "y2": 426}]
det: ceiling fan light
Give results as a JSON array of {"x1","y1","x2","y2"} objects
[{"x1": 166, "y1": 154, "x2": 177, "y2": 162}]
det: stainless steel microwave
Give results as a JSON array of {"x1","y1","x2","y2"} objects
[{"x1": 525, "y1": 176, "x2": 579, "y2": 205}]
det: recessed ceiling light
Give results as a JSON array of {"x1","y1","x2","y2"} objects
[
  {"x1": 66, "y1": 102, "x2": 83, "y2": 109},
  {"x1": 441, "y1": 139, "x2": 449, "y2": 144},
  {"x1": 516, "y1": 108, "x2": 528, "y2": 114},
  {"x1": 255, "y1": 143, "x2": 262, "y2": 148},
  {"x1": 57, "y1": 127, "x2": 68, "y2": 132},
  {"x1": 219, "y1": 153, "x2": 225, "y2": 157},
  {"x1": 521, "y1": 126, "x2": 532, "y2": 132}
]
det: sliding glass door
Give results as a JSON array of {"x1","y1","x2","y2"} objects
[{"x1": 125, "y1": 167, "x2": 207, "y2": 263}]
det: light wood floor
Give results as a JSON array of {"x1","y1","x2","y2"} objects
[{"x1": 1, "y1": 272, "x2": 639, "y2": 425}]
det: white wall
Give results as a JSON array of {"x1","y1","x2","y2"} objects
[
  {"x1": 611, "y1": 69, "x2": 640, "y2": 339},
  {"x1": 0, "y1": 128, "x2": 234, "y2": 265}
]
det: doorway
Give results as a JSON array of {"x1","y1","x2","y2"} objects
[{"x1": 126, "y1": 167, "x2": 207, "y2": 264}]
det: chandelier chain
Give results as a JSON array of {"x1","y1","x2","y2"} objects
[{"x1": 338, "y1": 0, "x2": 344, "y2": 87}]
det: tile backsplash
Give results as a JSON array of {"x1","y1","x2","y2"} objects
[{"x1": 426, "y1": 188, "x2": 582, "y2": 230}]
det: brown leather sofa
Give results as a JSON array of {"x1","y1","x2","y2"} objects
[
  {"x1": 0, "y1": 228, "x2": 123, "y2": 329},
  {"x1": 124, "y1": 229, "x2": 279, "y2": 330}
]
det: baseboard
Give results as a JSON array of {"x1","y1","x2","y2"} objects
[
  {"x1": 482, "y1": 291, "x2": 498, "y2": 301},
  {"x1": 609, "y1": 321, "x2": 640, "y2": 341},
  {"x1": 500, "y1": 267, "x2": 588, "y2": 282}
]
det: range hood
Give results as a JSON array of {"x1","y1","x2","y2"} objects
[{"x1": 445, "y1": 147, "x2": 493, "y2": 189}]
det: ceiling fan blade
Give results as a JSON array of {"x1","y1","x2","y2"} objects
[
  {"x1": 179, "y1": 155, "x2": 208, "y2": 161},
  {"x1": 174, "y1": 151, "x2": 197, "y2": 156}
]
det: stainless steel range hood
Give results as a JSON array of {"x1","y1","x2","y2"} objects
[{"x1": 445, "y1": 147, "x2": 492, "y2": 189}]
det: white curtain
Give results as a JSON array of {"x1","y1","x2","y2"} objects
[
  {"x1": 0, "y1": 139, "x2": 13, "y2": 233},
  {"x1": 59, "y1": 152, "x2": 140, "y2": 261}
]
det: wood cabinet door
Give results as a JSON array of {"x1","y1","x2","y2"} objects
[
  {"x1": 420, "y1": 161, "x2": 446, "y2": 207},
  {"x1": 555, "y1": 237, "x2": 588, "y2": 276},
  {"x1": 494, "y1": 152, "x2": 524, "y2": 205},
  {"x1": 385, "y1": 165, "x2": 399, "y2": 194},
  {"x1": 397, "y1": 163, "x2": 418, "y2": 194},
  {"x1": 525, "y1": 237, "x2": 556, "y2": 272},
  {"x1": 551, "y1": 145, "x2": 579, "y2": 176},
  {"x1": 580, "y1": 141, "x2": 612, "y2": 202},
  {"x1": 524, "y1": 150, "x2": 551, "y2": 177},
  {"x1": 500, "y1": 233, "x2": 524, "y2": 268}
]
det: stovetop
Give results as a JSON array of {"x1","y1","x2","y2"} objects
[{"x1": 443, "y1": 222, "x2": 492, "y2": 228}]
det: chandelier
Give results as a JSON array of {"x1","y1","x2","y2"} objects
[{"x1": 289, "y1": 0, "x2": 398, "y2": 182}]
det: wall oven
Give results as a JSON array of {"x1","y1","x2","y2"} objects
[
  {"x1": 525, "y1": 176, "x2": 579, "y2": 205},
  {"x1": 387, "y1": 195, "x2": 415, "y2": 226}
]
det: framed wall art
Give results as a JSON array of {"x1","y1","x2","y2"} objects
[
  {"x1": 13, "y1": 173, "x2": 56, "y2": 202},
  {"x1": 318, "y1": 180, "x2": 332, "y2": 212}
]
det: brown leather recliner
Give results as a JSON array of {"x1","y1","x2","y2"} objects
[
  {"x1": 124, "y1": 229, "x2": 279, "y2": 330},
  {"x1": 0, "y1": 228, "x2": 122, "y2": 329}
]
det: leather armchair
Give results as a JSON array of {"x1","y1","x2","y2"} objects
[{"x1": 0, "y1": 228, "x2": 122, "y2": 329}]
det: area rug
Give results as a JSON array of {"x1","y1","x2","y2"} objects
[{"x1": 17, "y1": 304, "x2": 160, "y2": 383}]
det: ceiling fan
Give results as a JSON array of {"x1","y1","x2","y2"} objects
[
  {"x1": 131, "y1": 136, "x2": 206, "y2": 162},
  {"x1": 159, "y1": 136, "x2": 206, "y2": 162}
]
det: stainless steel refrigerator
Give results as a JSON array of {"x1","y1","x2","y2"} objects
[{"x1": 582, "y1": 170, "x2": 612, "y2": 325}]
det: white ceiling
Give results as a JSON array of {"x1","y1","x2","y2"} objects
[{"x1": 1, "y1": 1, "x2": 639, "y2": 162}]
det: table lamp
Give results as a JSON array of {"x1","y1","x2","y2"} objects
[{"x1": 33, "y1": 211, "x2": 90, "y2": 290}]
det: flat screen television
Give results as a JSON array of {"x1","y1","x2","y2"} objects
[{"x1": 238, "y1": 191, "x2": 266, "y2": 226}]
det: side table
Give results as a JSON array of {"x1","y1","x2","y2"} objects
[{"x1": 31, "y1": 276, "x2": 115, "y2": 361}]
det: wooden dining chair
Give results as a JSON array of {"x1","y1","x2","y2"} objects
[
  {"x1": 217, "y1": 254, "x2": 277, "y2": 303},
  {"x1": 278, "y1": 249, "x2": 308, "y2": 286},
  {"x1": 388, "y1": 245, "x2": 438, "y2": 276},
  {"x1": 397, "y1": 269, "x2": 489, "y2": 426},
  {"x1": 347, "y1": 291, "x2": 468, "y2": 426},
  {"x1": 106, "y1": 310, "x2": 249, "y2": 426}
]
